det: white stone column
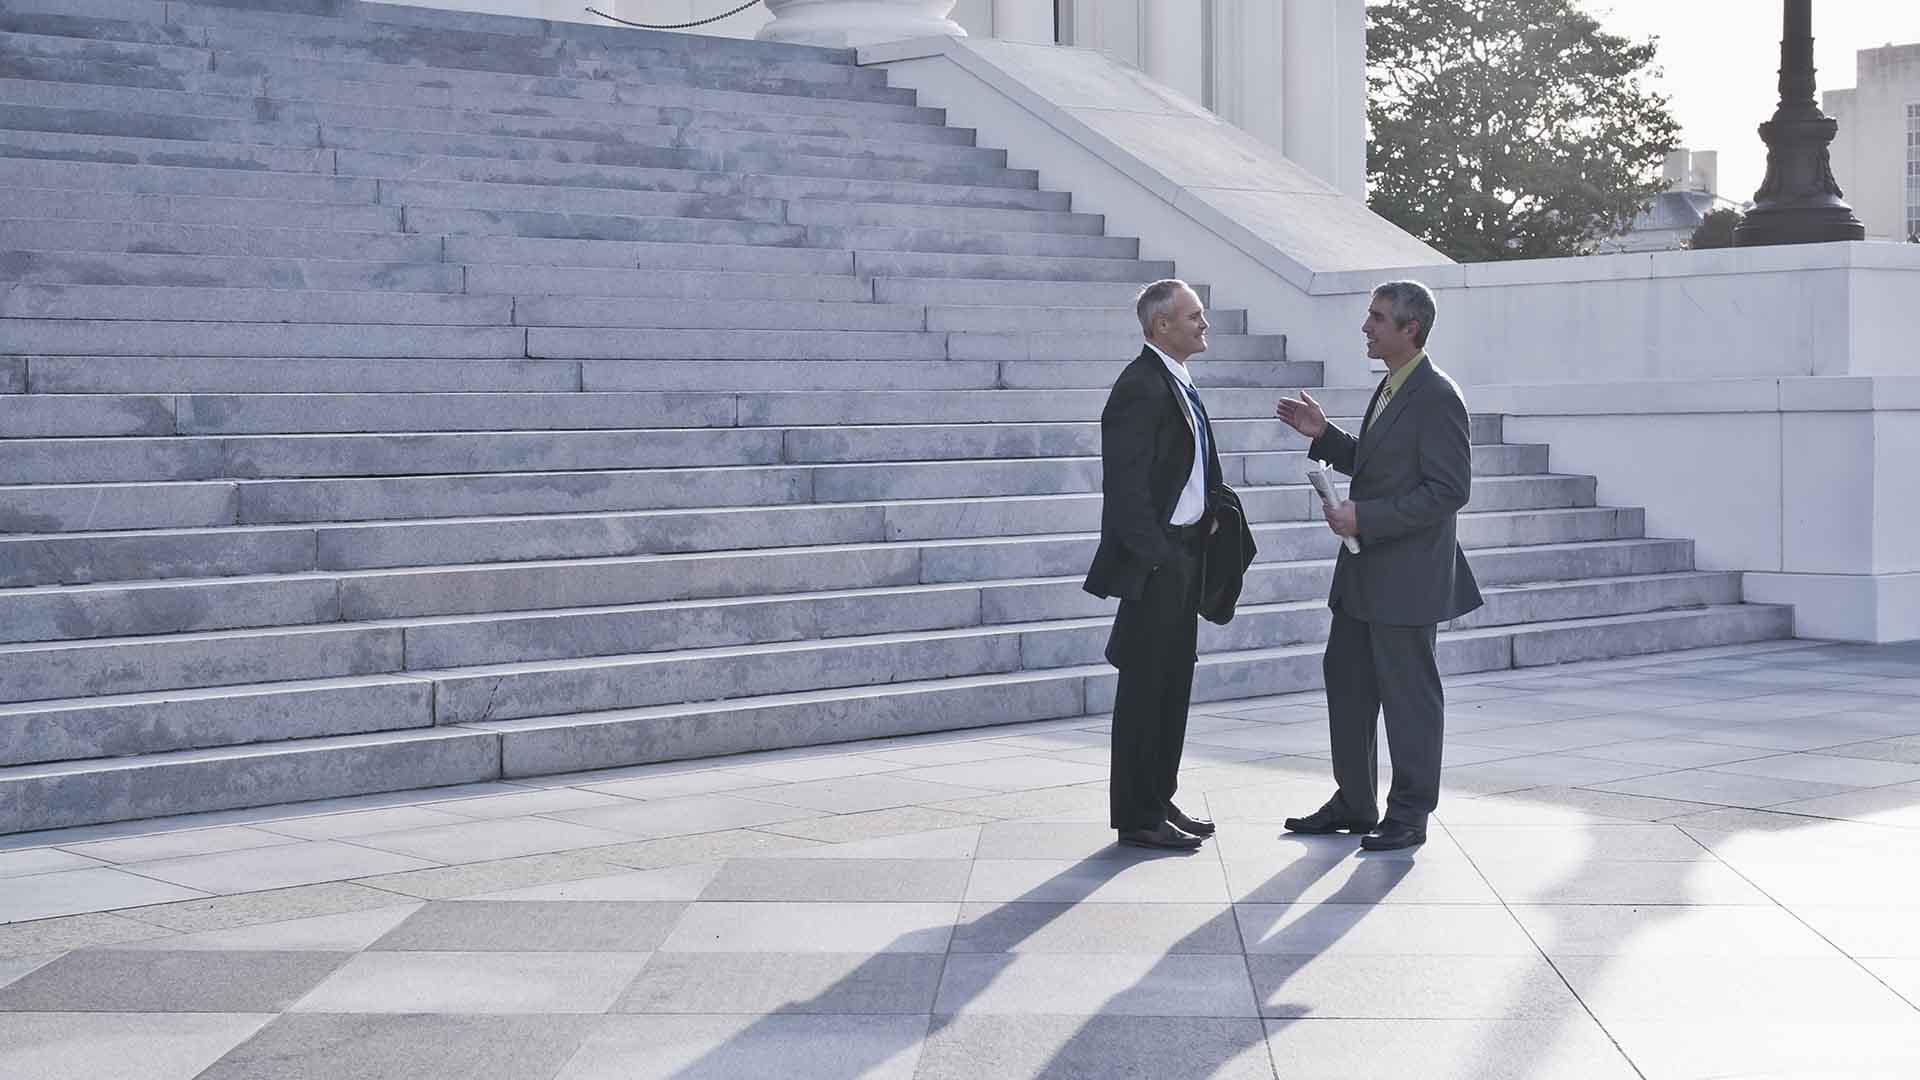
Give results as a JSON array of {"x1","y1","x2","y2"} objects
[
  {"x1": 757, "y1": 0, "x2": 964, "y2": 47},
  {"x1": 990, "y1": 0, "x2": 1052, "y2": 43},
  {"x1": 1141, "y1": 0, "x2": 1203, "y2": 103},
  {"x1": 1280, "y1": 0, "x2": 1366, "y2": 199}
]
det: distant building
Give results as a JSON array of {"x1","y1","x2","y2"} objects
[
  {"x1": 1825, "y1": 43, "x2": 1920, "y2": 243},
  {"x1": 1600, "y1": 148, "x2": 1734, "y2": 252}
]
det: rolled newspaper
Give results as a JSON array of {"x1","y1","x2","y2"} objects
[{"x1": 1307, "y1": 460, "x2": 1361, "y2": 555}]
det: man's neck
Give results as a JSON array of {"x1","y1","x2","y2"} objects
[
  {"x1": 1382, "y1": 348, "x2": 1420, "y2": 373},
  {"x1": 1147, "y1": 340, "x2": 1188, "y2": 366}
]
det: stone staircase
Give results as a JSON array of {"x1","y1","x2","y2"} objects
[{"x1": 0, "y1": 0, "x2": 1792, "y2": 835}]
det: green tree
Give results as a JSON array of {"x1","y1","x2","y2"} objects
[
  {"x1": 1688, "y1": 207, "x2": 1742, "y2": 249},
  {"x1": 1368, "y1": 0, "x2": 1681, "y2": 262}
]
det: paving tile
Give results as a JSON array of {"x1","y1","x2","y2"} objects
[
  {"x1": 1720, "y1": 859, "x2": 1920, "y2": 906},
  {"x1": 950, "y1": 901, "x2": 1241, "y2": 954},
  {"x1": 368, "y1": 900, "x2": 686, "y2": 952},
  {"x1": 1510, "y1": 903, "x2": 1837, "y2": 957},
  {"x1": 1264, "y1": 1017, "x2": 1637, "y2": 1080},
  {"x1": 776, "y1": 825, "x2": 983, "y2": 860},
  {"x1": 1468, "y1": 857, "x2": 1771, "y2": 904},
  {"x1": 966, "y1": 857, "x2": 1231, "y2": 904},
  {"x1": 729, "y1": 754, "x2": 911, "y2": 783},
  {"x1": 576, "y1": 768, "x2": 779, "y2": 800},
  {"x1": 122, "y1": 904, "x2": 422, "y2": 952},
  {"x1": 1224, "y1": 857, "x2": 1499, "y2": 905},
  {"x1": 890, "y1": 755, "x2": 1109, "y2": 791},
  {"x1": 1791, "y1": 905, "x2": 1920, "y2": 957},
  {"x1": 1820, "y1": 735, "x2": 1920, "y2": 765},
  {"x1": 589, "y1": 828, "x2": 827, "y2": 870},
  {"x1": 253, "y1": 806, "x2": 476, "y2": 840},
  {"x1": 972, "y1": 821, "x2": 1153, "y2": 861},
  {"x1": 1467, "y1": 785, "x2": 1725, "y2": 823},
  {"x1": 657, "y1": 902, "x2": 957, "y2": 953},
  {"x1": 1442, "y1": 754, "x2": 1666, "y2": 793},
  {"x1": 1443, "y1": 824, "x2": 1709, "y2": 861},
  {"x1": 916, "y1": 1014, "x2": 1274, "y2": 1080},
  {"x1": 1563, "y1": 736, "x2": 1774, "y2": 768},
  {"x1": 1554, "y1": 955, "x2": 1918, "y2": 1023},
  {"x1": 1248, "y1": 954, "x2": 1581, "y2": 1019},
  {"x1": 289, "y1": 951, "x2": 649, "y2": 1013},
  {"x1": 1591, "y1": 768, "x2": 1855, "y2": 808},
  {"x1": 0, "y1": 867, "x2": 207, "y2": 923},
  {"x1": 430, "y1": 788, "x2": 639, "y2": 819},
  {"x1": 732, "y1": 774, "x2": 992, "y2": 815},
  {"x1": 858, "y1": 740, "x2": 1058, "y2": 767},
  {"x1": 928, "y1": 785, "x2": 1112, "y2": 821},
  {"x1": 555, "y1": 1014, "x2": 928, "y2": 1080},
  {"x1": 935, "y1": 953, "x2": 1258, "y2": 1017},
  {"x1": 351, "y1": 851, "x2": 627, "y2": 900},
  {"x1": 0, "y1": 949, "x2": 349, "y2": 1012},
  {"x1": 1603, "y1": 1019, "x2": 1920, "y2": 1080},
  {"x1": 0, "y1": 953, "x2": 53, "y2": 990},
  {"x1": 1235, "y1": 903, "x2": 1537, "y2": 956},
  {"x1": 128, "y1": 841, "x2": 436, "y2": 895},
  {"x1": 56, "y1": 828, "x2": 303, "y2": 864},
  {"x1": 0, "y1": 1013, "x2": 274, "y2": 1080},
  {"x1": 1209, "y1": 827, "x2": 1467, "y2": 863},
  {"x1": 111, "y1": 882, "x2": 405, "y2": 934},
  {"x1": 1767, "y1": 783, "x2": 1920, "y2": 827},
  {"x1": 470, "y1": 863, "x2": 722, "y2": 902},
  {"x1": 1707, "y1": 752, "x2": 1920, "y2": 787},
  {"x1": 0, "y1": 848, "x2": 106, "y2": 879},
  {"x1": 347, "y1": 817, "x2": 635, "y2": 863},
  {"x1": 614, "y1": 952, "x2": 943, "y2": 1014},
  {"x1": 698, "y1": 858, "x2": 971, "y2": 902},
  {"x1": 752, "y1": 806, "x2": 990, "y2": 845},
  {"x1": 1863, "y1": 957, "x2": 1920, "y2": 1008},
  {"x1": 549, "y1": 794, "x2": 823, "y2": 839},
  {"x1": 195, "y1": 1014, "x2": 597, "y2": 1080}
]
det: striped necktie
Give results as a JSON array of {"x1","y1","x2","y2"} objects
[{"x1": 1179, "y1": 380, "x2": 1211, "y2": 473}]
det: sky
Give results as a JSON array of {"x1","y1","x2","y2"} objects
[{"x1": 1583, "y1": 0, "x2": 1920, "y2": 202}]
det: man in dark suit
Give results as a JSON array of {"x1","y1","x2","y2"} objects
[
  {"x1": 1275, "y1": 281, "x2": 1482, "y2": 851},
  {"x1": 1084, "y1": 279, "x2": 1222, "y2": 851}
]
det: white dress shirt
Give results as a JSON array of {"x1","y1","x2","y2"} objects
[{"x1": 1147, "y1": 342, "x2": 1208, "y2": 527}]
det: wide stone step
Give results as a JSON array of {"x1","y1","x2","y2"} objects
[
  {"x1": 17, "y1": 355, "x2": 583, "y2": 394},
  {"x1": 0, "y1": 125, "x2": 337, "y2": 173},
  {"x1": 0, "y1": 75, "x2": 972, "y2": 147},
  {"x1": 0, "y1": 218, "x2": 438, "y2": 261},
  {"x1": 0, "y1": 673, "x2": 432, "y2": 766},
  {"x1": 851, "y1": 250, "x2": 1173, "y2": 283},
  {"x1": 0, "y1": 27, "x2": 914, "y2": 105},
  {"x1": 465, "y1": 265, "x2": 873, "y2": 302},
  {"x1": 0, "y1": 622, "x2": 402, "y2": 704},
  {"x1": 579, "y1": 358, "x2": 1318, "y2": 392},
  {"x1": 0, "y1": 156, "x2": 376, "y2": 202},
  {"x1": 1, "y1": 320, "x2": 526, "y2": 358},
  {"x1": 0, "y1": 725, "x2": 497, "y2": 834},
  {"x1": 0, "y1": 386, "x2": 1368, "y2": 435},
  {"x1": 0, "y1": 247, "x2": 461, "y2": 291},
  {"x1": 0, "y1": 285, "x2": 511, "y2": 325},
  {"x1": 4, "y1": 185, "x2": 401, "y2": 231},
  {"x1": 0, "y1": 503, "x2": 1645, "y2": 595},
  {"x1": 929, "y1": 306, "x2": 1255, "y2": 334}
]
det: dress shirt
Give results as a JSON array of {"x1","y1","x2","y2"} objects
[
  {"x1": 1147, "y1": 342, "x2": 1209, "y2": 526},
  {"x1": 1365, "y1": 350, "x2": 1427, "y2": 431}
]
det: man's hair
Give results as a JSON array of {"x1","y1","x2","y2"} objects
[
  {"x1": 1372, "y1": 280, "x2": 1437, "y2": 347},
  {"x1": 1135, "y1": 279, "x2": 1192, "y2": 335}
]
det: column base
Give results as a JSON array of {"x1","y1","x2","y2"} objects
[
  {"x1": 757, "y1": 0, "x2": 965, "y2": 48},
  {"x1": 1742, "y1": 571, "x2": 1920, "y2": 643}
]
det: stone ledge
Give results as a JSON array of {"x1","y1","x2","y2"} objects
[{"x1": 1475, "y1": 376, "x2": 1920, "y2": 416}]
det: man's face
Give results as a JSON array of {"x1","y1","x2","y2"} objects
[
  {"x1": 1155, "y1": 287, "x2": 1209, "y2": 361},
  {"x1": 1362, "y1": 297, "x2": 1419, "y2": 360}
]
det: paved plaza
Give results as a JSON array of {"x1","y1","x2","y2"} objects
[{"x1": 2, "y1": 639, "x2": 1919, "y2": 1078}]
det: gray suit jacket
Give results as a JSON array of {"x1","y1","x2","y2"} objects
[{"x1": 1308, "y1": 357, "x2": 1483, "y2": 627}]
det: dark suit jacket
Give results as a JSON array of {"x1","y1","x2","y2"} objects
[
  {"x1": 1083, "y1": 347, "x2": 1222, "y2": 603},
  {"x1": 1200, "y1": 483, "x2": 1256, "y2": 625},
  {"x1": 1309, "y1": 357, "x2": 1483, "y2": 627}
]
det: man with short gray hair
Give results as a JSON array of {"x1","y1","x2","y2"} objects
[
  {"x1": 1275, "y1": 280, "x2": 1482, "y2": 851},
  {"x1": 1084, "y1": 279, "x2": 1221, "y2": 850}
]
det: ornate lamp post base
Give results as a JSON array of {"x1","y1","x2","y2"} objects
[
  {"x1": 1735, "y1": 0, "x2": 1864, "y2": 246},
  {"x1": 757, "y1": 0, "x2": 965, "y2": 48}
]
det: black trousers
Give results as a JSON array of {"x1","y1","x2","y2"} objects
[
  {"x1": 1323, "y1": 610, "x2": 1444, "y2": 827},
  {"x1": 1107, "y1": 540, "x2": 1201, "y2": 832}
]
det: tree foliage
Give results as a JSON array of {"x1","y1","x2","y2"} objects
[
  {"x1": 1688, "y1": 207, "x2": 1742, "y2": 249},
  {"x1": 1367, "y1": 0, "x2": 1681, "y2": 262}
]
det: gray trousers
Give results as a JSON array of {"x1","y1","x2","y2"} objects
[{"x1": 1322, "y1": 611, "x2": 1443, "y2": 827}]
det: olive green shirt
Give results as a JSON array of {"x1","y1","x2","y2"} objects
[{"x1": 1364, "y1": 350, "x2": 1427, "y2": 431}]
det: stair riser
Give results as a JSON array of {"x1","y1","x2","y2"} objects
[
  {"x1": 1, "y1": 320, "x2": 526, "y2": 361},
  {"x1": 5, "y1": 186, "x2": 400, "y2": 230},
  {"x1": 0, "y1": 250, "x2": 462, "y2": 293},
  {"x1": 0, "y1": 575, "x2": 336, "y2": 645},
  {"x1": 0, "y1": 625, "x2": 400, "y2": 704},
  {"x1": 1, "y1": 285, "x2": 508, "y2": 325},
  {"x1": 23, "y1": 356, "x2": 578, "y2": 395},
  {"x1": 0, "y1": 219, "x2": 439, "y2": 261},
  {"x1": 0, "y1": 678, "x2": 429, "y2": 765},
  {"x1": 0, "y1": 728, "x2": 496, "y2": 834}
]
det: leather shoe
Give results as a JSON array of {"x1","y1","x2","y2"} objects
[
  {"x1": 1165, "y1": 803, "x2": 1215, "y2": 837},
  {"x1": 1283, "y1": 805, "x2": 1378, "y2": 835},
  {"x1": 1359, "y1": 818, "x2": 1427, "y2": 851},
  {"x1": 1117, "y1": 822, "x2": 1205, "y2": 850}
]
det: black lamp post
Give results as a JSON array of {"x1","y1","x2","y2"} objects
[{"x1": 1734, "y1": 0, "x2": 1865, "y2": 246}]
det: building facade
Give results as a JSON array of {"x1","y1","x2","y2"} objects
[{"x1": 1825, "y1": 42, "x2": 1920, "y2": 242}]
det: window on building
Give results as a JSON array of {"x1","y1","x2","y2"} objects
[{"x1": 1909, "y1": 103, "x2": 1920, "y2": 241}]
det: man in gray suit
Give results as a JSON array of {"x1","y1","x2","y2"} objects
[{"x1": 1275, "y1": 281, "x2": 1482, "y2": 851}]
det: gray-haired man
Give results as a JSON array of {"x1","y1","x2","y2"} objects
[{"x1": 1275, "y1": 281, "x2": 1483, "y2": 851}]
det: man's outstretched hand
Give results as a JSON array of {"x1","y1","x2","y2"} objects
[{"x1": 1276, "y1": 392, "x2": 1328, "y2": 439}]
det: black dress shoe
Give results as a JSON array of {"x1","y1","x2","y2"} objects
[
  {"x1": 1359, "y1": 819, "x2": 1427, "y2": 851},
  {"x1": 1116, "y1": 822, "x2": 1205, "y2": 850},
  {"x1": 1165, "y1": 803, "x2": 1215, "y2": 837},
  {"x1": 1282, "y1": 805, "x2": 1378, "y2": 835}
]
